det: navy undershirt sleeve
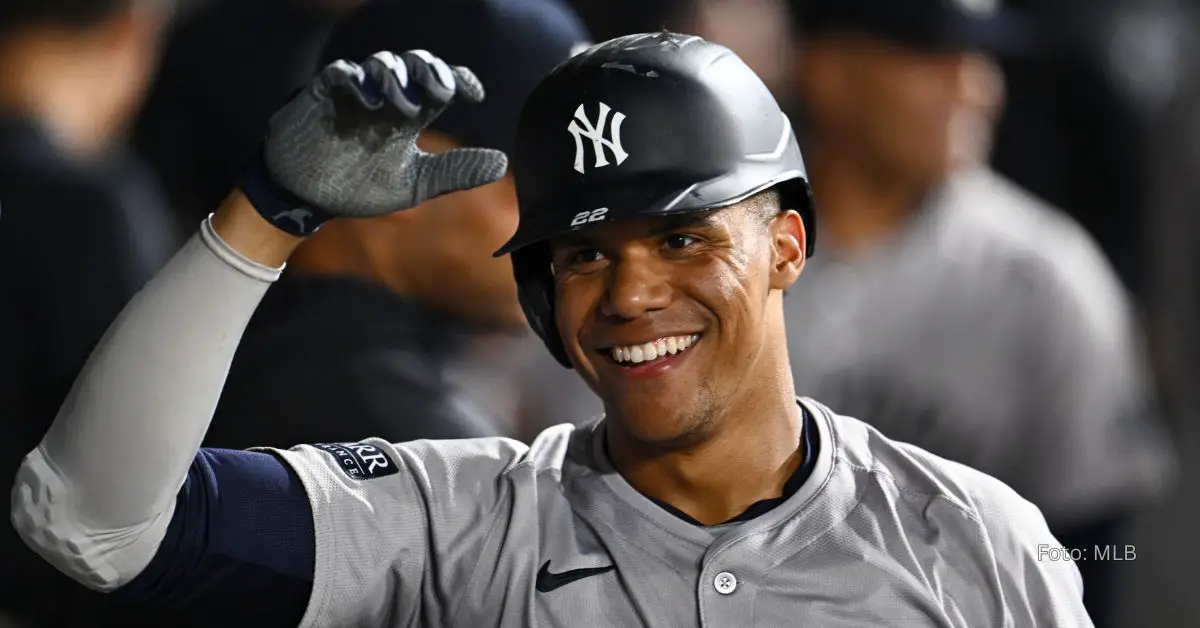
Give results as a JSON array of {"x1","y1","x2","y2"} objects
[{"x1": 113, "y1": 448, "x2": 315, "y2": 627}]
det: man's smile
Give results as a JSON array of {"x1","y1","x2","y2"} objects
[{"x1": 596, "y1": 333, "x2": 703, "y2": 380}]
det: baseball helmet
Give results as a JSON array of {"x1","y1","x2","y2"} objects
[{"x1": 495, "y1": 32, "x2": 817, "y2": 367}]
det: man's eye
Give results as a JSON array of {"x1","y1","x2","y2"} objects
[
  {"x1": 664, "y1": 234, "x2": 697, "y2": 250},
  {"x1": 572, "y1": 249, "x2": 606, "y2": 264}
]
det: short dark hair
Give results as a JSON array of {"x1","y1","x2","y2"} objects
[
  {"x1": 0, "y1": 0, "x2": 135, "y2": 33},
  {"x1": 740, "y1": 188, "x2": 782, "y2": 224}
]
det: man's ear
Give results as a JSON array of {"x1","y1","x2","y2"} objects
[{"x1": 769, "y1": 209, "x2": 805, "y2": 290}]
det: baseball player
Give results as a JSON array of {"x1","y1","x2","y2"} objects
[{"x1": 12, "y1": 35, "x2": 1092, "y2": 627}]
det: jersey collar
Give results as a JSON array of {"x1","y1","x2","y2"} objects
[{"x1": 588, "y1": 398, "x2": 839, "y2": 546}]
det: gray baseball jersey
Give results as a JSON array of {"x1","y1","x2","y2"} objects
[
  {"x1": 269, "y1": 398, "x2": 1089, "y2": 627},
  {"x1": 785, "y1": 167, "x2": 1175, "y2": 527}
]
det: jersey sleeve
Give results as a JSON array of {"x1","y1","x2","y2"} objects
[
  {"x1": 968, "y1": 472, "x2": 1094, "y2": 628},
  {"x1": 268, "y1": 435, "x2": 530, "y2": 628}
]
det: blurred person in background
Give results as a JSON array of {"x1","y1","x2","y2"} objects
[
  {"x1": 0, "y1": 0, "x2": 180, "y2": 626},
  {"x1": 134, "y1": 0, "x2": 369, "y2": 224},
  {"x1": 202, "y1": 0, "x2": 593, "y2": 449},
  {"x1": 567, "y1": 0, "x2": 794, "y2": 97},
  {"x1": 990, "y1": 0, "x2": 1192, "y2": 301},
  {"x1": 783, "y1": 0, "x2": 1177, "y2": 625},
  {"x1": 685, "y1": 0, "x2": 796, "y2": 98}
]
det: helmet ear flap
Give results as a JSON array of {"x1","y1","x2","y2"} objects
[{"x1": 511, "y1": 243, "x2": 572, "y2": 368}]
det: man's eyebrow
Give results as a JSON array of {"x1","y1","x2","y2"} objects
[{"x1": 646, "y1": 212, "x2": 723, "y2": 236}]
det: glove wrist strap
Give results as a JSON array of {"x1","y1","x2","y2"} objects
[{"x1": 238, "y1": 147, "x2": 332, "y2": 237}]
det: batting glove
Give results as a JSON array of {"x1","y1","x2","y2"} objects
[{"x1": 240, "y1": 50, "x2": 509, "y2": 236}]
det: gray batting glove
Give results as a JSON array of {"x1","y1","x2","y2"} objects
[{"x1": 256, "y1": 50, "x2": 508, "y2": 228}]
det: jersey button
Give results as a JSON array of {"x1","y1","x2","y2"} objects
[{"x1": 713, "y1": 571, "x2": 738, "y2": 595}]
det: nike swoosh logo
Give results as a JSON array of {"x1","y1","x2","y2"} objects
[{"x1": 535, "y1": 560, "x2": 616, "y2": 593}]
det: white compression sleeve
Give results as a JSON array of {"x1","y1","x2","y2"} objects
[{"x1": 10, "y1": 216, "x2": 282, "y2": 591}]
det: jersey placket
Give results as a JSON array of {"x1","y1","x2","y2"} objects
[{"x1": 698, "y1": 544, "x2": 761, "y2": 627}]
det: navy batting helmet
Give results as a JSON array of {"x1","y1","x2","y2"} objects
[{"x1": 496, "y1": 32, "x2": 816, "y2": 367}]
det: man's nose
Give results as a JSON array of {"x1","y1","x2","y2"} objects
[{"x1": 599, "y1": 255, "x2": 671, "y2": 320}]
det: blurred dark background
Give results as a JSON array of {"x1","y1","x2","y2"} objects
[{"x1": 0, "y1": 0, "x2": 1197, "y2": 626}]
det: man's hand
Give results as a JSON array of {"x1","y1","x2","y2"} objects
[
  {"x1": 266, "y1": 50, "x2": 507, "y2": 218},
  {"x1": 230, "y1": 49, "x2": 508, "y2": 249}
]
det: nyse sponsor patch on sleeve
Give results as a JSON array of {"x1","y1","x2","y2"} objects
[{"x1": 313, "y1": 442, "x2": 399, "y2": 480}]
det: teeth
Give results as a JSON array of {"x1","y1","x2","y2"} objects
[{"x1": 610, "y1": 334, "x2": 700, "y2": 364}]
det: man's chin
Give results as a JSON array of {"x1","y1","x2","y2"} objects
[{"x1": 605, "y1": 400, "x2": 711, "y2": 450}]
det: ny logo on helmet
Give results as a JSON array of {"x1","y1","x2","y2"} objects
[{"x1": 568, "y1": 102, "x2": 629, "y2": 174}]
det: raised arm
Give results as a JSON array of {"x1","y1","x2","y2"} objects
[{"x1": 9, "y1": 50, "x2": 506, "y2": 596}]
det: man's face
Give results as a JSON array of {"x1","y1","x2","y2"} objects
[
  {"x1": 549, "y1": 202, "x2": 806, "y2": 446},
  {"x1": 801, "y1": 37, "x2": 1003, "y2": 185}
]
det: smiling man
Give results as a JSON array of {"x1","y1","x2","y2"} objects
[{"x1": 12, "y1": 33, "x2": 1091, "y2": 627}]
